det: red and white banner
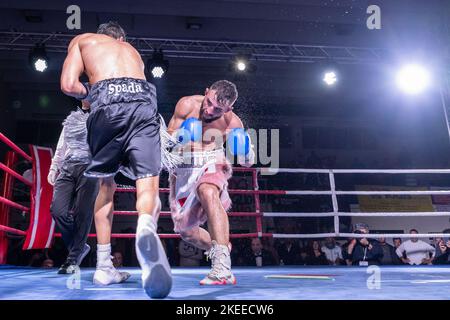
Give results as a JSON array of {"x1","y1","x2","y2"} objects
[{"x1": 23, "y1": 146, "x2": 55, "y2": 250}]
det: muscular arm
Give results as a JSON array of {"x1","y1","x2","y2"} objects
[
  {"x1": 60, "y1": 34, "x2": 89, "y2": 99},
  {"x1": 167, "y1": 97, "x2": 194, "y2": 135}
]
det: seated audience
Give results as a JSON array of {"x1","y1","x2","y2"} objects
[
  {"x1": 378, "y1": 236, "x2": 401, "y2": 265},
  {"x1": 305, "y1": 240, "x2": 328, "y2": 265},
  {"x1": 112, "y1": 251, "x2": 124, "y2": 268},
  {"x1": 321, "y1": 237, "x2": 343, "y2": 265},
  {"x1": 341, "y1": 238, "x2": 354, "y2": 265},
  {"x1": 41, "y1": 259, "x2": 54, "y2": 268},
  {"x1": 277, "y1": 239, "x2": 301, "y2": 265},
  {"x1": 395, "y1": 229, "x2": 435, "y2": 265},
  {"x1": 432, "y1": 229, "x2": 450, "y2": 265},
  {"x1": 245, "y1": 238, "x2": 277, "y2": 267}
]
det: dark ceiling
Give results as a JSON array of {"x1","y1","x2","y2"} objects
[{"x1": 0, "y1": 0, "x2": 448, "y2": 119}]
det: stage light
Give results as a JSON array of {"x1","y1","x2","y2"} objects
[
  {"x1": 323, "y1": 71, "x2": 337, "y2": 86},
  {"x1": 151, "y1": 66, "x2": 165, "y2": 79},
  {"x1": 147, "y1": 49, "x2": 169, "y2": 79},
  {"x1": 396, "y1": 64, "x2": 430, "y2": 94},
  {"x1": 236, "y1": 60, "x2": 247, "y2": 72},
  {"x1": 29, "y1": 44, "x2": 48, "y2": 72},
  {"x1": 229, "y1": 55, "x2": 256, "y2": 74}
]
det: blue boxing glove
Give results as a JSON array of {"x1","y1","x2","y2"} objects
[
  {"x1": 178, "y1": 117, "x2": 202, "y2": 144},
  {"x1": 227, "y1": 128, "x2": 250, "y2": 156}
]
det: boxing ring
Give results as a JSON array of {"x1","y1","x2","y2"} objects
[{"x1": 1, "y1": 132, "x2": 450, "y2": 300}]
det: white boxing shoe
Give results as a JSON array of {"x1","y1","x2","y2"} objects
[
  {"x1": 93, "y1": 260, "x2": 131, "y2": 285},
  {"x1": 200, "y1": 241, "x2": 236, "y2": 285},
  {"x1": 136, "y1": 221, "x2": 172, "y2": 299}
]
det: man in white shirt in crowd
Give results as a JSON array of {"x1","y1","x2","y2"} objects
[
  {"x1": 395, "y1": 229, "x2": 435, "y2": 265},
  {"x1": 321, "y1": 237, "x2": 343, "y2": 265}
]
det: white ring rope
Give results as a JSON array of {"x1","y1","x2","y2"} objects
[
  {"x1": 266, "y1": 190, "x2": 450, "y2": 195},
  {"x1": 115, "y1": 167, "x2": 450, "y2": 239},
  {"x1": 260, "y1": 168, "x2": 450, "y2": 174},
  {"x1": 263, "y1": 212, "x2": 450, "y2": 217},
  {"x1": 273, "y1": 233, "x2": 450, "y2": 239},
  {"x1": 255, "y1": 167, "x2": 450, "y2": 239}
]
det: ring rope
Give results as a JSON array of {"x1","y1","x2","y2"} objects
[
  {"x1": 0, "y1": 163, "x2": 32, "y2": 187},
  {"x1": 0, "y1": 133, "x2": 32, "y2": 162},
  {"x1": 0, "y1": 225, "x2": 27, "y2": 236},
  {"x1": 53, "y1": 232, "x2": 273, "y2": 239},
  {"x1": 263, "y1": 211, "x2": 450, "y2": 217},
  {"x1": 0, "y1": 196, "x2": 30, "y2": 212}
]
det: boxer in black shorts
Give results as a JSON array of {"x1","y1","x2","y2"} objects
[
  {"x1": 60, "y1": 21, "x2": 172, "y2": 299},
  {"x1": 85, "y1": 78, "x2": 161, "y2": 180}
]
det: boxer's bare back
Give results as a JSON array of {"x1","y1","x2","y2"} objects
[{"x1": 61, "y1": 33, "x2": 145, "y2": 97}]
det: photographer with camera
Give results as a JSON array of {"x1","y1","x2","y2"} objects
[
  {"x1": 432, "y1": 229, "x2": 450, "y2": 265},
  {"x1": 347, "y1": 223, "x2": 383, "y2": 266}
]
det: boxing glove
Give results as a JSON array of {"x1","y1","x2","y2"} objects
[
  {"x1": 227, "y1": 128, "x2": 250, "y2": 156},
  {"x1": 178, "y1": 118, "x2": 202, "y2": 144}
]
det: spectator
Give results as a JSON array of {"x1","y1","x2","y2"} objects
[
  {"x1": 305, "y1": 240, "x2": 328, "y2": 265},
  {"x1": 433, "y1": 240, "x2": 450, "y2": 265},
  {"x1": 299, "y1": 249, "x2": 308, "y2": 266},
  {"x1": 378, "y1": 237, "x2": 401, "y2": 265},
  {"x1": 245, "y1": 238, "x2": 277, "y2": 267},
  {"x1": 261, "y1": 237, "x2": 280, "y2": 265},
  {"x1": 393, "y1": 237, "x2": 402, "y2": 249},
  {"x1": 112, "y1": 251, "x2": 124, "y2": 268},
  {"x1": 28, "y1": 251, "x2": 45, "y2": 267},
  {"x1": 41, "y1": 259, "x2": 54, "y2": 268},
  {"x1": 277, "y1": 239, "x2": 301, "y2": 265},
  {"x1": 178, "y1": 240, "x2": 204, "y2": 267},
  {"x1": 392, "y1": 237, "x2": 405, "y2": 263},
  {"x1": 321, "y1": 237, "x2": 343, "y2": 265},
  {"x1": 341, "y1": 238, "x2": 354, "y2": 265},
  {"x1": 347, "y1": 223, "x2": 383, "y2": 266},
  {"x1": 395, "y1": 229, "x2": 435, "y2": 265},
  {"x1": 432, "y1": 231, "x2": 450, "y2": 264}
]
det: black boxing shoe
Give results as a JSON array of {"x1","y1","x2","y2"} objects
[{"x1": 57, "y1": 259, "x2": 78, "y2": 275}]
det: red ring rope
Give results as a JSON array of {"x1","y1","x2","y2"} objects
[
  {"x1": 54, "y1": 232, "x2": 273, "y2": 239},
  {"x1": 0, "y1": 196, "x2": 30, "y2": 212},
  {"x1": 0, "y1": 225, "x2": 27, "y2": 236},
  {"x1": 0, "y1": 133, "x2": 32, "y2": 162},
  {"x1": 112, "y1": 210, "x2": 262, "y2": 217},
  {"x1": 0, "y1": 163, "x2": 32, "y2": 187}
]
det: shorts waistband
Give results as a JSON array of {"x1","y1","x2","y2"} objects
[
  {"x1": 88, "y1": 77, "x2": 157, "y2": 109},
  {"x1": 178, "y1": 149, "x2": 227, "y2": 167}
]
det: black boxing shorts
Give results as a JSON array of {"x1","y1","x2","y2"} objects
[{"x1": 84, "y1": 77, "x2": 161, "y2": 180}]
